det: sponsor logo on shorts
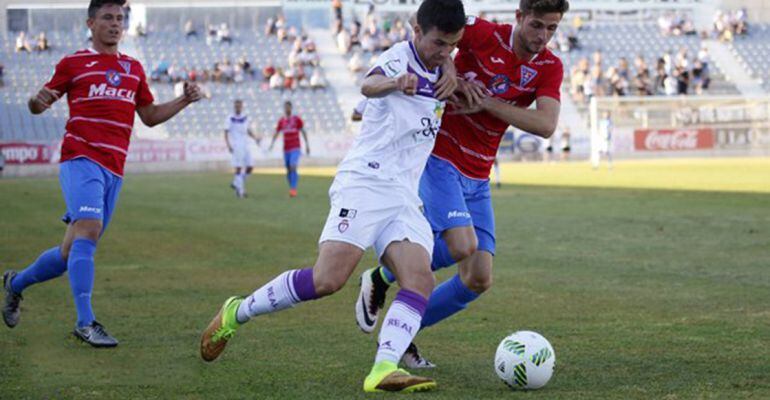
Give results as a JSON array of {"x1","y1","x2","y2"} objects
[
  {"x1": 447, "y1": 210, "x2": 470, "y2": 219},
  {"x1": 338, "y1": 219, "x2": 349, "y2": 233},
  {"x1": 339, "y1": 208, "x2": 357, "y2": 219},
  {"x1": 78, "y1": 206, "x2": 103, "y2": 214}
]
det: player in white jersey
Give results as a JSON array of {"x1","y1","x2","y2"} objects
[
  {"x1": 224, "y1": 99, "x2": 259, "y2": 198},
  {"x1": 199, "y1": 0, "x2": 467, "y2": 392}
]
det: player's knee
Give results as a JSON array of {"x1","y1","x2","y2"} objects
[
  {"x1": 450, "y1": 239, "x2": 477, "y2": 262},
  {"x1": 72, "y1": 220, "x2": 102, "y2": 242}
]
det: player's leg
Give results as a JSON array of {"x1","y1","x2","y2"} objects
[
  {"x1": 200, "y1": 240, "x2": 363, "y2": 361},
  {"x1": 421, "y1": 178, "x2": 495, "y2": 329},
  {"x1": 240, "y1": 149, "x2": 253, "y2": 197},
  {"x1": 286, "y1": 149, "x2": 301, "y2": 197},
  {"x1": 61, "y1": 159, "x2": 121, "y2": 347},
  {"x1": 364, "y1": 212, "x2": 437, "y2": 392},
  {"x1": 356, "y1": 156, "x2": 475, "y2": 333}
]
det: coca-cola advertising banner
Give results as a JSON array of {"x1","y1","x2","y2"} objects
[
  {"x1": 634, "y1": 128, "x2": 715, "y2": 151},
  {"x1": 0, "y1": 142, "x2": 57, "y2": 164}
]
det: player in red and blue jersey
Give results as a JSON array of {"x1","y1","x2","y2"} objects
[
  {"x1": 356, "y1": 0, "x2": 569, "y2": 367},
  {"x1": 2, "y1": 0, "x2": 202, "y2": 347},
  {"x1": 269, "y1": 101, "x2": 309, "y2": 198}
]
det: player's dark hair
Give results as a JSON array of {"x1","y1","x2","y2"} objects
[
  {"x1": 88, "y1": 0, "x2": 127, "y2": 19},
  {"x1": 519, "y1": 0, "x2": 570, "y2": 15},
  {"x1": 284, "y1": 101, "x2": 292, "y2": 107},
  {"x1": 416, "y1": 0, "x2": 466, "y2": 34}
]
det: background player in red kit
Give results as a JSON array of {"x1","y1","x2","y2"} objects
[
  {"x1": 2, "y1": 0, "x2": 202, "y2": 347},
  {"x1": 269, "y1": 101, "x2": 309, "y2": 197},
  {"x1": 356, "y1": 0, "x2": 569, "y2": 367}
]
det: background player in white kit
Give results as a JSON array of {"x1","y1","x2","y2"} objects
[
  {"x1": 199, "y1": 0, "x2": 467, "y2": 392},
  {"x1": 224, "y1": 99, "x2": 259, "y2": 198}
]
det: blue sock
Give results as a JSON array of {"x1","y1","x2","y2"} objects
[
  {"x1": 380, "y1": 266, "x2": 396, "y2": 284},
  {"x1": 288, "y1": 169, "x2": 299, "y2": 189},
  {"x1": 10, "y1": 247, "x2": 68, "y2": 294},
  {"x1": 421, "y1": 274, "x2": 479, "y2": 329},
  {"x1": 68, "y1": 238, "x2": 97, "y2": 328},
  {"x1": 431, "y1": 235, "x2": 456, "y2": 271}
]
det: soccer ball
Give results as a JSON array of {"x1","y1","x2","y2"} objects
[{"x1": 494, "y1": 331, "x2": 555, "y2": 390}]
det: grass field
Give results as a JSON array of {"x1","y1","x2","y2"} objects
[{"x1": 1, "y1": 158, "x2": 768, "y2": 399}]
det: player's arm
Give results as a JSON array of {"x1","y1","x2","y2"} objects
[
  {"x1": 247, "y1": 128, "x2": 260, "y2": 144},
  {"x1": 301, "y1": 129, "x2": 310, "y2": 155},
  {"x1": 136, "y1": 82, "x2": 202, "y2": 127},
  {"x1": 268, "y1": 130, "x2": 280, "y2": 151},
  {"x1": 481, "y1": 96, "x2": 560, "y2": 138},
  {"x1": 224, "y1": 130, "x2": 232, "y2": 153},
  {"x1": 361, "y1": 72, "x2": 417, "y2": 98},
  {"x1": 28, "y1": 87, "x2": 61, "y2": 115}
]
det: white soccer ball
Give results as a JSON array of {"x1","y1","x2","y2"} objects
[{"x1": 494, "y1": 330, "x2": 555, "y2": 390}]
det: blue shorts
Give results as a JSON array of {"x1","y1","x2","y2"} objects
[
  {"x1": 419, "y1": 155, "x2": 496, "y2": 255},
  {"x1": 284, "y1": 149, "x2": 302, "y2": 169},
  {"x1": 59, "y1": 157, "x2": 123, "y2": 235}
]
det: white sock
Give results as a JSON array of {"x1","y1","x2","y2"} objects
[
  {"x1": 374, "y1": 289, "x2": 427, "y2": 364},
  {"x1": 240, "y1": 172, "x2": 248, "y2": 192},
  {"x1": 236, "y1": 270, "x2": 302, "y2": 323}
]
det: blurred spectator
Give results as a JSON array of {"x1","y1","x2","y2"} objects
[
  {"x1": 310, "y1": 68, "x2": 327, "y2": 89},
  {"x1": 15, "y1": 32, "x2": 32, "y2": 53},
  {"x1": 265, "y1": 17, "x2": 276, "y2": 36},
  {"x1": 206, "y1": 24, "x2": 217, "y2": 45},
  {"x1": 151, "y1": 59, "x2": 170, "y2": 82},
  {"x1": 35, "y1": 32, "x2": 50, "y2": 52},
  {"x1": 262, "y1": 64, "x2": 276, "y2": 82},
  {"x1": 348, "y1": 51, "x2": 364, "y2": 73},
  {"x1": 136, "y1": 22, "x2": 147, "y2": 37},
  {"x1": 332, "y1": 0, "x2": 343, "y2": 23},
  {"x1": 184, "y1": 20, "x2": 198, "y2": 39},
  {"x1": 572, "y1": 14, "x2": 584, "y2": 31},
  {"x1": 675, "y1": 66, "x2": 689, "y2": 95},
  {"x1": 270, "y1": 68, "x2": 285, "y2": 90},
  {"x1": 218, "y1": 23, "x2": 232, "y2": 44}
]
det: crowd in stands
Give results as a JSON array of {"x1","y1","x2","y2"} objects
[
  {"x1": 569, "y1": 46, "x2": 712, "y2": 102},
  {"x1": 14, "y1": 31, "x2": 51, "y2": 53},
  {"x1": 712, "y1": 9, "x2": 748, "y2": 42},
  {"x1": 147, "y1": 16, "x2": 327, "y2": 92}
]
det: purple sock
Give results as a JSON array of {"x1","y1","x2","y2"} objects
[{"x1": 292, "y1": 267, "x2": 318, "y2": 301}]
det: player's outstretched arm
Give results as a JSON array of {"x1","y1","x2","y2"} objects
[
  {"x1": 268, "y1": 131, "x2": 280, "y2": 151},
  {"x1": 28, "y1": 87, "x2": 61, "y2": 115},
  {"x1": 481, "y1": 96, "x2": 561, "y2": 139},
  {"x1": 224, "y1": 130, "x2": 232, "y2": 153},
  {"x1": 136, "y1": 82, "x2": 203, "y2": 127}
]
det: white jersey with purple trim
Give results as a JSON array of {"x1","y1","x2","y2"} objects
[
  {"x1": 336, "y1": 41, "x2": 446, "y2": 203},
  {"x1": 225, "y1": 113, "x2": 251, "y2": 149}
]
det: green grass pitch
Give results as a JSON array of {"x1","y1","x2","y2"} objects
[{"x1": 1, "y1": 159, "x2": 768, "y2": 399}]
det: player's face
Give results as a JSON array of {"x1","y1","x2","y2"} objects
[
  {"x1": 87, "y1": 5, "x2": 124, "y2": 47},
  {"x1": 515, "y1": 11, "x2": 562, "y2": 55},
  {"x1": 413, "y1": 25, "x2": 464, "y2": 69},
  {"x1": 284, "y1": 103, "x2": 292, "y2": 115},
  {"x1": 234, "y1": 101, "x2": 243, "y2": 114}
]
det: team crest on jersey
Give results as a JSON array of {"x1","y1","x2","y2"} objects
[
  {"x1": 489, "y1": 74, "x2": 510, "y2": 95},
  {"x1": 105, "y1": 69, "x2": 122, "y2": 87},
  {"x1": 520, "y1": 66, "x2": 538, "y2": 87},
  {"x1": 118, "y1": 60, "x2": 132, "y2": 74}
]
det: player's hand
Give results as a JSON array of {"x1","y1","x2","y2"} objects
[
  {"x1": 306, "y1": 147, "x2": 311, "y2": 156},
  {"x1": 396, "y1": 73, "x2": 418, "y2": 96},
  {"x1": 455, "y1": 78, "x2": 488, "y2": 109},
  {"x1": 448, "y1": 92, "x2": 487, "y2": 115},
  {"x1": 435, "y1": 62, "x2": 458, "y2": 100},
  {"x1": 34, "y1": 87, "x2": 61, "y2": 109},
  {"x1": 183, "y1": 81, "x2": 203, "y2": 103}
]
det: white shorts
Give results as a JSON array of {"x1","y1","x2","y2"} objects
[
  {"x1": 231, "y1": 146, "x2": 253, "y2": 168},
  {"x1": 318, "y1": 172, "x2": 433, "y2": 261}
]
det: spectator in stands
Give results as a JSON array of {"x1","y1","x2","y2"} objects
[
  {"x1": 584, "y1": 65, "x2": 605, "y2": 99},
  {"x1": 617, "y1": 57, "x2": 631, "y2": 81},
  {"x1": 654, "y1": 58, "x2": 667, "y2": 94},
  {"x1": 572, "y1": 14, "x2": 584, "y2": 31},
  {"x1": 218, "y1": 23, "x2": 232, "y2": 44},
  {"x1": 675, "y1": 66, "x2": 689, "y2": 95},
  {"x1": 691, "y1": 60, "x2": 708, "y2": 95},
  {"x1": 265, "y1": 17, "x2": 277, "y2": 36},
  {"x1": 332, "y1": 0, "x2": 343, "y2": 24},
  {"x1": 310, "y1": 68, "x2": 327, "y2": 90},
  {"x1": 151, "y1": 59, "x2": 170, "y2": 82},
  {"x1": 0, "y1": 61, "x2": 4, "y2": 88},
  {"x1": 15, "y1": 32, "x2": 32, "y2": 53},
  {"x1": 206, "y1": 24, "x2": 217, "y2": 45},
  {"x1": 270, "y1": 68, "x2": 285, "y2": 90},
  {"x1": 238, "y1": 56, "x2": 255, "y2": 78},
  {"x1": 348, "y1": 51, "x2": 364, "y2": 73},
  {"x1": 35, "y1": 32, "x2": 50, "y2": 52},
  {"x1": 570, "y1": 57, "x2": 589, "y2": 103},
  {"x1": 262, "y1": 63, "x2": 276, "y2": 82},
  {"x1": 605, "y1": 67, "x2": 627, "y2": 96},
  {"x1": 135, "y1": 22, "x2": 147, "y2": 38},
  {"x1": 337, "y1": 27, "x2": 351, "y2": 53},
  {"x1": 591, "y1": 50, "x2": 603, "y2": 68},
  {"x1": 664, "y1": 71, "x2": 678, "y2": 96},
  {"x1": 632, "y1": 65, "x2": 652, "y2": 96},
  {"x1": 184, "y1": 20, "x2": 198, "y2": 39}
]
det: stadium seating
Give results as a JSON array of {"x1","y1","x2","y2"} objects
[
  {"x1": 0, "y1": 28, "x2": 346, "y2": 141},
  {"x1": 556, "y1": 23, "x2": 740, "y2": 96},
  {"x1": 728, "y1": 24, "x2": 770, "y2": 91}
]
